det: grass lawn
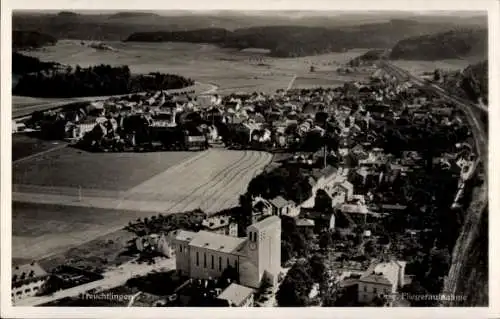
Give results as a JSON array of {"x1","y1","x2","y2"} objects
[{"x1": 13, "y1": 146, "x2": 198, "y2": 191}]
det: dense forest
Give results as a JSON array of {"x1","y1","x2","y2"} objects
[
  {"x1": 126, "y1": 21, "x2": 483, "y2": 58},
  {"x1": 12, "y1": 30, "x2": 57, "y2": 49},
  {"x1": 13, "y1": 11, "x2": 486, "y2": 43},
  {"x1": 389, "y1": 28, "x2": 487, "y2": 60},
  {"x1": 12, "y1": 52, "x2": 58, "y2": 74},
  {"x1": 13, "y1": 64, "x2": 194, "y2": 98}
]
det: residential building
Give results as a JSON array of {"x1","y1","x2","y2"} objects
[
  {"x1": 357, "y1": 260, "x2": 406, "y2": 304},
  {"x1": 135, "y1": 233, "x2": 175, "y2": 258},
  {"x1": 269, "y1": 196, "x2": 300, "y2": 217},
  {"x1": 12, "y1": 262, "x2": 50, "y2": 303},
  {"x1": 202, "y1": 213, "x2": 238, "y2": 237},
  {"x1": 217, "y1": 283, "x2": 255, "y2": 307},
  {"x1": 173, "y1": 216, "x2": 281, "y2": 289}
]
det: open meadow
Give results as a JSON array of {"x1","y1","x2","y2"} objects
[
  {"x1": 18, "y1": 41, "x2": 369, "y2": 95},
  {"x1": 12, "y1": 149, "x2": 272, "y2": 262},
  {"x1": 390, "y1": 58, "x2": 484, "y2": 75}
]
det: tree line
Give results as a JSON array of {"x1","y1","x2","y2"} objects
[
  {"x1": 13, "y1": 64, "x2": 194, "y2": 98},
  {"x1": 12, "y1": 30, "x2": 57, "y2": 49}
]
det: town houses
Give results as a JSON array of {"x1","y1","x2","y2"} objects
[{"x1": 12, "y1": 62, "x2": 480, "y2": 308}]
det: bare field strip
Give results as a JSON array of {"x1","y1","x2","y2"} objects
[
  {"x1": 12, "y1": 149, "x2": 272, "y2": 261},
  {"x1": 13, "y1": 147, "x2": 200, "y2": 191}
]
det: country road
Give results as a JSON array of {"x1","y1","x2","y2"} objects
[{"x1": 286, "y1": 74, "x2": 297, "y2": 91}]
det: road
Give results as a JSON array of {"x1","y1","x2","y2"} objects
[
  {"x1": 286, "y1": 74, "x2": 298, "y2": 91},
  {"x1": 15, "y1": 257, "x2": 175, "y2": 307}
]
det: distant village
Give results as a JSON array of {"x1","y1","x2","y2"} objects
[{"x1": 13, "y1": 65, "x2": 479, "y2": 307}]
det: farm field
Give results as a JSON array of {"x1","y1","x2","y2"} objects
[
  {"x1": 12, "y1": 202, "x2": 143, "y2": 262},
  {"x1": 18, "y1": 41, "x2": 369, "y2": 95},
  {"x1": 13, "y1": 147, "x2": 200, "y2": 191},
  {"x1": 390, "y1": 58, "x2": 483, "y2": 76},
  {"x1": 12, "y1": 134, "x2": 67, "y2": 162},
  {"x1": 12, "y1": 149, "x2": 272, "y2": 261}
]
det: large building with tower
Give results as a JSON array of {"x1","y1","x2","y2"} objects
[{"x1": 172, "y1": 216, "x2": 281, "y2": 289}]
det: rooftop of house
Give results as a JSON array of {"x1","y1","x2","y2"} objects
[
  {"x1": 295, "y1": 218, "x2": 315, "y2": 227},
  {"x1": 381, "y1": 204, "x2": 408, "y2": 210},
  {"x1": 217, "y1": 283, "x2": 255, "y2": 306},
  {"x1": 188, "y1": 231, "x2": 247, "y2": 254},
  {"x1": 310, "y1": 165, "x2": 337, "y2": 181},
  {"x1": 269, "y1": 196, "x2": 291, "y2": 209},
  {"x1": 202, "y1": 216, "x2": 232, "y2": 229},
  {"x1": 340, "y1": 203, "x2": 369, "y2": 214},
  {"x1": 12, "y1": 262, "x2": 48, "y2": 283},
  {"x1": 359, "y1": 260, "x2": 405, "y2": 287}
]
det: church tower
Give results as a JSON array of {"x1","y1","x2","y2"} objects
[{"x1": 239, "y1": 216, "x2": 281, "y2": 288}]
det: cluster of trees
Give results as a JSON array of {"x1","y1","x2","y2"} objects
[
  {"x1": 124, "y1": 209, "x2": 206, "y2": 236},
  {"x1": 13, "y1": 64, "x2": 194, "y2": 98},
  {"x1": 280, "y1": 216, "x2": 312, "y2": 264},
  {"x1": 12, "y1": 52, "x2": 58, "y2": 74},
  {"x1": 246, "y1": 164, "x2": 313, "y2": 204},
  {"x1": 389, "y1": 28, "x2": 487, "y2": 60},
  {"x1": 12, "y1": 30, "x2": 57, "y2": 49},
  {"x1": 383, "y1": 120, "x2": 470, "y2": 165},
  {"x1": 276, "y1": 255, "x2": 327, "y2": 306}
]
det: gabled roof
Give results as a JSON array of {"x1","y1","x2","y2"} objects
[
  {"x1": 269, "y1": 196, "x2": 290, "y2": 209},
  {"x1": 217, "y1": 283, "x2": 254, "y2": 306}
]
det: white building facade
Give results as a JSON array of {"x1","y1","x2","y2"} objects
[{"x1": 173, "y1": 216, "x2": 281, "y2": 289}]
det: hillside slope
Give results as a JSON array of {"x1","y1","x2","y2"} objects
[
  {"x1": 126, "y1": 20, "x2": 480, "y2": 58},
  {"x1": 441, "y1": 184, "x2": 488, "y2": 306},
  {"x1": 389, "y1": 28, "x2": 487, "y2": 60},
  {"x1": 12, "y1": 30, "x2": 57, "y2": 49},
  {"x1": 13, "y1": 11, "x2": 485, "y2": 57}
]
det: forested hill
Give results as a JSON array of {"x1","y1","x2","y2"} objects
[
  {"x1": 125, "y1": 20, "x2": 480, "y2": 58},
  {"x1": 13, "y1": 30, "x2": 58, "y2": 49},
  {"x1": 126, "y1": 28, "x2": 232, "y2": 44},
  {"x1": 13, "y1": 52, "x2": 58, "y2": 74},
  {"x1": 389, "y1": 28, "x2": 487, "y2": 60}
]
